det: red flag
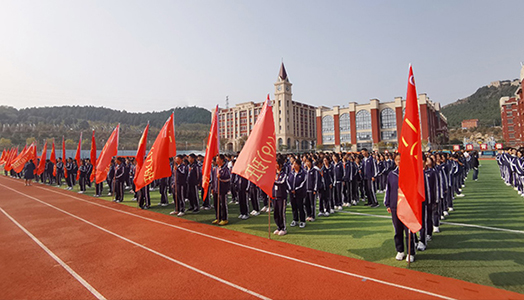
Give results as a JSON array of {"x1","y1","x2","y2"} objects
[
  {"x1": 233, "y1": 95, "x2": 277, "y2": 197},
  {"x1": 50, "y1": 141, "x2": 57, "y2": 176},
  {"x1": 36, "y1": 142, "x2": 48, "y2": 175},
  {"x1": 95, "y1": 125, "x2": 120, "y2": 184},
  {"x1": 135, "y1": 113, "x2": 176, "y2": 191},
  {"x1": 397, "y1": 65, "x2": 425, "y2": 233},
  {"x1": 12, "y1": 143, "x2": 36, "y2": 173},
  {"x1": 62, "y1": 137, "x2": 68, "y2": 178},
  {"x1": 90, "y1": 130, "x2": 97, "y2": 182},
  {"x1": 202, "y1": 106, "x2": 219, "y2": 199},
  {"x1": 4, "y1": 147, "x2": 18, "y2": 172},
  {"x1": 0, "y1": 149, "x2": 6, "y2": 165},
  {"x1": 134, "y1": 123, "x2": 150, "y2": 186},
  {"x1": 75, "y1": 133, "x2": 82, "y2": 177}
]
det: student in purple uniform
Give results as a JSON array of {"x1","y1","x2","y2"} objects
[
  {"x1": 304, "y1": 157, "x2": 319, "y2": 222},
  {"x1": 273, "y1": 157, "x2": 288, "y2": 236},
  {"x1": 318, "y1": 157, "x2": 332, "y2": 217},
  {"x1": 384, "y1": 153, "x2": 416, "y2": 263},
  {"x1": 186, "y1": 154, "x2": 201, "y2": 213},
  {"x1": 113, "y1": 157, "x2": 125, "y2": 203},
  {"x1": 418, "y1": 155, "x2": 438, "y2": 251},
  {"x1": 361, "y1": 148, "x2": 379, "y2": 208},
  {"x1": 212, "y1": 154, "x2": 231, "y2": 226},
  {"x1": 170, "y1": 155, "x2": 187, "y2": 216},
  {"x1": 332, "y1": 153, "x2": 344, "y2": 211},
  {"x1": 287, "y1": 159, "x2": 307, "y2": 228}
]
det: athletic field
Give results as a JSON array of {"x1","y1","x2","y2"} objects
[{"x1": 1, "y1": 160, "x2": 523, "y2": 299}]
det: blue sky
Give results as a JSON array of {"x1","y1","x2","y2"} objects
[{"x1": 0, "y1": 0, "x2": 522, "y2": 112}]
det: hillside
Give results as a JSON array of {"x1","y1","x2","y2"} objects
[
  {"x1": 441, "y1": 81, "x2": 519, "y2": 128},
  {"x1": 0, "y1": 106, "x2": 211, "y2": 150}
]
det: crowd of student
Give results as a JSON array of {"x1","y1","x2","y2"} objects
[
  {"x1": 5, "y1": 148, "x2": 479, "y2": 262},
  {"x1": 497, "y1": 147, "x2": 524, "y2": 196}
]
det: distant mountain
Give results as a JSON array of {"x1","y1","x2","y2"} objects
[
  {"x1": 441, "y1": 80, "x2": 520, "y2": 128},
  {"x1": 0, "y1": 105, "x2": 211, "y2": 150}
]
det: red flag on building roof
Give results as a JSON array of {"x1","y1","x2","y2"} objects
[
  {"x1": 202, "y1": 106, "x2": 219, "y2": 199},
  {"x1": 36, "y1": 142, "x2": 48, "y2": 175},
  {"x1": 135, "y1": 113, "x2": 176, "y2": 191},
  {"x1": 397, "y1": 65, "x2": 425, "y2": 233},
  {"x1": 134, "y1": 123, "x2": 149, "y2": 186},
  {"x1": 95, "y1": 125, "x2": 120, "y2": 184},
  {"x1": 233, "y1": 95, "x2": 277, "y2": 198},
  {"x1": 90, "y1": 130, "x2": 97, "y2": 182}
]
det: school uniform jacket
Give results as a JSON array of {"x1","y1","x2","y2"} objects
[
  {"x1": 273, "y1": 171, "x2": 288, "y2": 199},
  {"x1": 384, "y1": 168, "x2": 399, "y2": 209},
  {"x1": 287, "y1": 169, "x2": 307, "y2": 196}
]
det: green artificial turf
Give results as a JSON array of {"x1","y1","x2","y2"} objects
[{"x1": 68, "y1": 160, "x2": 524, "y2": 294}]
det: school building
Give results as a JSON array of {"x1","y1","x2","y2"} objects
[
  {"x1": 217, "y1": 63, "x2": 448, "y2": 152},
  {"x1": 499, "y1": 65, "x2": 524, "y2": 147},
  {"x1": 316, "y1": 95, "x2": 448, "y2": 151}
]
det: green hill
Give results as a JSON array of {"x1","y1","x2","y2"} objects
[
  {"x1": 0, "y1": 106, "x2": 211, "y2": 150},
  {"x1": 441, "y1": 81, "x2": 519, "y2": 128}
]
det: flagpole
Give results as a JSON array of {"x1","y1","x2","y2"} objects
[
  {"x1": 407, "y1": 230, "x2": 412, "y2": 268},
  {"x1": 268, "y1": 197, "x2": 271, "y2": 239}
]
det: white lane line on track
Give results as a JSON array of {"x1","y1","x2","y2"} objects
[
  {"x1": 0, "y1": 183, "x2": 270, "y2": 300},
  {"x1": 0, "y1": 207, "x2": 106, "y2": 300},
  {"x1": 15, "y1": 182, "x2": 459, "y2": 300},
  {"x1": 336, "y1": 210, "x2": 524, "y2": 234}
]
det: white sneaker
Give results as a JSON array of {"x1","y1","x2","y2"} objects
[
  {"x1": 278, "y1": 230, "x2": 287, "y2": 236},
  {"x1": 78, "y1": 191, "x2": 84, "y2": 194},
  {"x1": 337, "y1": 206, "x2": 343, "y2": 211},
  {"x1": 299, "y1": 222, "x2": 306, "y2": 228},
  {"x1": 395, "y1": 252, "x2": 405, "y2": 261},
  {"x1": 330, "y1": 209, "x2": 335, "y2": 214},
  {"x1": 448, "y1": 207, "x2": 454, "y2": 212},
  {"x1": 306, "y1": 217, "x2": 312, "y2": 221},
  {"x1": 161, "y1": 203, "x2": 168, "y2": 207},
  {"x1": 427, "y1": 235, "x2": 432, "y2": 242},
  {"x1": 406, "y1": 254, "x2": 415, "y2": 263},
  {"x1": 433, "y1": 226, "x2": 440, "y2": 233},
  {"x1": 324, "y1": 212, "x2": 330, "y2": 217},
  {"x1": 273, "y1": 229, "x2": 280, "y2": 235},
  {"x1": 238, "y1": 214, "x2": 243, "y2": 219},
  {"x1": 318, "y1": 212, "x2": 325, "y2": 217},
  {"x1": 444, "y1": 211, "x2": 449, "y2": 216},
  {"x1": 169, "y1": 211, "x2": 177, "y2": 215},
  {"x1": 515, "y1": 187, "x2": 519, "y2": 191},
  {"x1": 252, "y1": 211, "x2": 260, "y2": 216},
  {"x1": 241, "y1": 215, "x2": 249, "y2": 220},
  {"x1": 177, "y1": 212, "x2": 185, "y2": 217},
  {"x1": 456, "y1": 194, "x2": 465, "y2": 197},
  {"x1": 290, "y1": 220, "x2": 297, "y2": 227},
  {"x1": 417, "y1": 241, "x2": 426, "y2": 251},
  {"x1": 260, "y1": 206, "x2": 267, "y2": 212}
]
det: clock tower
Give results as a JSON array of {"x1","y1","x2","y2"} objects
[{"x1": 274, "y1": 62, "x2": 293, "y2": 149}]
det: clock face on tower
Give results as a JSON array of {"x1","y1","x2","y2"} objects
[
  {"x1": 277, "y1": 86, "x2": 282, "y2": 91},
  {"x1": 286, "y1": 86, "x2": 290, "y2": 91}
]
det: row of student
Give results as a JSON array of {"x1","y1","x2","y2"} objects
[
  {"x1": 496, "y1": 147, "x2": 524, "y2": 195},
  {"x1": 385, "y1": 150, "x2": 476, "y2": 262},
  {"x1": 8, "y1": 149, "x2": 476, "y2": 261}
]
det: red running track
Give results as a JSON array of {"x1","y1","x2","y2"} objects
[{"x1": 0, "y1": 175, "x2": 522, "y2": 300}]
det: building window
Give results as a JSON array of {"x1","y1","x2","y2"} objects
[
  {"x1": 509, "y1": 133, "x2": 515, "y2": 139},
  {"x1": 380, "y1": 108, "x2": 396, "y2": 129},
  {"x1": 507, "y1": 110, "x2": 513, "y2": 116},
  {"x1": 322, "y1": 115, "x2": 334, "y2": 133},
  {"x1": 339, "y1": 113, "x2": 350, "y2": 131},
  {"x1": 509, "y1": 126, "x2": 514, "y2": 132},
  {"x1": 356, "y1": 110, "x2": 371, "y2": 130},
  {"x1": 508, "y1": 119, "x2": 513, "y2": 124},
  {"x1": 340, "y1": 133, "x2": 351, "y2": 143},
  {"x1": 381, "y1": 131, "x2": 397, "y2": 140},
  {"x1": 322, "y1": 134, "x2": 335, "y2": 144},
  {"x1": 356, "y1": 131, "x2": 372, "y2": 141}
]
